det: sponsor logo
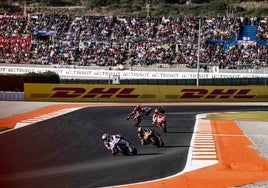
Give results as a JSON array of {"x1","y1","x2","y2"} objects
[
  {"x1": 30, "y1": 87, "x2": 258, "y2": 100},
  {"x1": 180, "y1": 89, "x2": 255, "y2": 99},
  {"x1": 49, "y1": 87, "x2": 140, "y2": 98}
]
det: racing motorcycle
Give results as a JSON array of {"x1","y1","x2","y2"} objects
[
  {"x1": 127, "y1": 107, "x2": 152, "y2": 127},
  {"x1": 156, "y1": 106, "x2": 166, "y2": 114},
  {"x1": 113, "y1": 140, "x2": 138, "y2": 156},
  {"x1": 143, "y1": 129, "x2": 164, "y2": 147},
  {"x1": 128, "y1": 111, "x2": 142, "y2": 127},
  {"x1": 142, "y1": 107, "x2": 152, "y2": 116},
  {"x1": 153, "y1": 114, "x2": 167, "y2": 133}
]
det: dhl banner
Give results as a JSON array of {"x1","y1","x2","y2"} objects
[{"x1": 24, "y1": 83, "x2": 268, "y2": 102}]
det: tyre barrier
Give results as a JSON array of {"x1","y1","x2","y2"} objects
[{"x1": 0, "y1": 91, "x2": 24, "y2": 101}]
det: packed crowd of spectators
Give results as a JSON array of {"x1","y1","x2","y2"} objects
[{"x1": 0, "y1": 13, "x2": 267, "y2": 70}]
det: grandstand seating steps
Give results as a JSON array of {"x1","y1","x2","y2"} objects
[
  {"x1": 223, "y1": 25, "x2": 267, "y2": 51},
  {"x1": 238, "y1": 25, "x2": 258, "y2": 41}
]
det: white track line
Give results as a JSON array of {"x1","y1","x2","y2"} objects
[
  {"x1": 184, "y1": 115, "x2": 218, "y2": 172},
  {"x1": 13, "y1": 107, "x2": 85, "y2": 129}
]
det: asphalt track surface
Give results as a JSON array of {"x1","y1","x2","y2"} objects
[{"x1": 1, "y1": 105, "x2": 268, "y2": 188}]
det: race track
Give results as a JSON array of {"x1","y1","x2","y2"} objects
[{"x1": 1, "y1": 105, "x2": 268, "y2": 188}]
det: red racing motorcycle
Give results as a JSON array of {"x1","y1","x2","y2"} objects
[
  {"x1": 153, "y1": 114, "x2": 167, "y2": 133},
  {"x1": 127, "y1": 107, "x2": 152, "y2": 127}
]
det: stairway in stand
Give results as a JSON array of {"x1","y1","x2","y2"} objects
[{"x1": 238, "y1": 25, "x2": 258, "y2": 41}]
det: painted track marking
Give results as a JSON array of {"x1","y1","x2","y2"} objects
[
  {"x1": 13, "y1": 107, "x2": 85, "y2": 129},
  {"x1": 185, "y1": 117, "x2": 218, "y2": 172}
]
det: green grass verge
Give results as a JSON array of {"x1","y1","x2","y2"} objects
[{"x1": 205, "y1": 111, "x2": 268, "y2": 122}]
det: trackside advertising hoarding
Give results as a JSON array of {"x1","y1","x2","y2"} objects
[
  {"x1": 24, "y1": 83, "x2": 268, "y2": 102},
  {"x1": 1, "y1": 65, "x2": 268, "y2": 79}
]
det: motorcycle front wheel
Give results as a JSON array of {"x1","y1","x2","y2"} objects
[
  {"x1": 132, "y1": 148, "x2": 138, "y2": 155},
  {"x1": 133, "y1": 117, "x2": 141, "y2": 127},
  {"x1": 161, "y1": 123, "x2": 167, "y2": 133}
]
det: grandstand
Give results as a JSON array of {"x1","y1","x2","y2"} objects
[{"x1": 0, "y1": 14, "x2": 267, "y2": 72}]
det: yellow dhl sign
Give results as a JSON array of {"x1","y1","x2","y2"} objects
[{"x1": 24, "y1": 83, "x2": 268, "y2": 102}]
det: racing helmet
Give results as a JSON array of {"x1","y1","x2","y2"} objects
[
  {"x1": 102, "y1": 133, "x2": 109, "y2": 140},
  {"x1": 138, "y1": 127, "x2": 142, "y2": 132},
  {"x1": 154, "y1": 108, "x2": 159, "y2": 113}
]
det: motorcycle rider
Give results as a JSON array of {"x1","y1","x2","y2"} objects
[
  {"x1": 156, "y1": 106, "x2": 166, "y2": 114},
  {"x1": 152, "y1": 108, "x2": 165, "y2": 125},
  {"x1": 126, "y1": 104, "x2": 143, "y2": 120},
  {"x1": 101, "y1": 133, "x2": 133, "y2": 155},
  {"x1": 137, "y1": 127, "x2": 160, "y2": 146}
]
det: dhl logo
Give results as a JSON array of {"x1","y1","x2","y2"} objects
[
  {"x1": 30, "y1": 87, "x2": 261, "y2": 99},
  {"x1": 50, "y1": 87, "x2": 140, "y2": 98},
  {"x1": 176, "y1": 89, "x2": 255, "y2": 99}
]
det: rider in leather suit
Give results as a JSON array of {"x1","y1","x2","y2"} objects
[
  {"x1": 137, "y1": 127, "x2": 158, "y2": 146},
  {"x1": 152, "y1": 108, "x2": 165, "y2": 125},
  {"x1": 102, "y1": 133, "x2": 133, "y2": 155},
  {"x1": 126, "y1": 105, "x2": 143, "y2": 120}
]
